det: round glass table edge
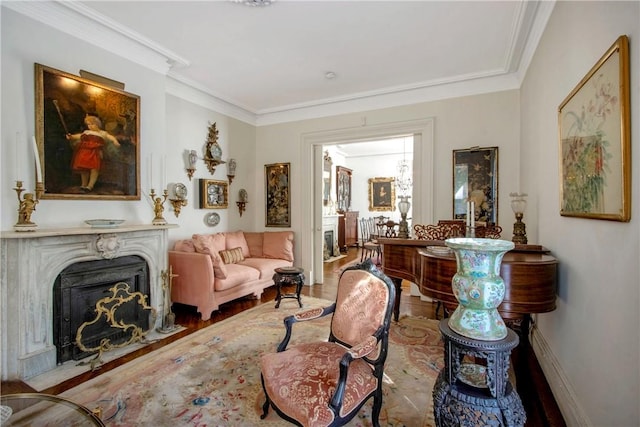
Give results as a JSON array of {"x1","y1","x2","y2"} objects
[{"x1": 1, "y1": 393, "x2": 105, "y2": 426}]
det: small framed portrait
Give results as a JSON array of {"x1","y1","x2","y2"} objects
[
  {"x1": 35, "y1": 63, "x2": 140, "y2": 200},
  {"x1": 368, "y1": 177, "x2": 396, "y2": 211},
  {"x1": 199, "y1": 179, "x2": 228, "y2": 209}
]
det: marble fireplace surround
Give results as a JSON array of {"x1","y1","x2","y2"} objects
[{"x1": 0, "y1": 224, "x2": 176, "y2": 381}]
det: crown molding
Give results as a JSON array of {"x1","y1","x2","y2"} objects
[
  {"x1": 3, "y1": 1, "x2": 189, "y2": 75},
  {"x1": 4, "y1": 0, "x2": 555, "y2": 127}
]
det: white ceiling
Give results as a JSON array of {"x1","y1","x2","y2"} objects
[{"x1": 6, "y1": 1, "x2": 553, "y2": 125}]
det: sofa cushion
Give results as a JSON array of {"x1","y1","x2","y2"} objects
[
  {"x1": 174, "y1": 239, "x2": 196, "y2": 252},
  {"x1": 192, "y1": 233, "x2": 228, "y2": 279},
  {"x1": 263, "y1": 231, "x2": 294, "y2": 262},
  {"x1": 225, "y1": 231, "x2": 250, "y2": 258},
  {"x1": 214, "y1": 264, "x2": 260, "y2": 291},
  {"x1": 244, "y1": 232, "x2": 264, "y2": 258},
  {"x1": 219, "y1": 247, "x2": 245, "y2": 264},
  {"x1": 240, "y1": 258, "x2": 293, "y2": 280}
]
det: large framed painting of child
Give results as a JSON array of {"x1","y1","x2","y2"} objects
[{"x1": 35, "y1": 63, "x2": 140, "y2": 200}]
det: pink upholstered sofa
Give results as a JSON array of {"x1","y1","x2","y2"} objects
[{"x1": 169, "y1": 230, "x2": 294, "y2": 320}]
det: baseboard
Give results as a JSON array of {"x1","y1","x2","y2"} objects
[{"x1": 531, "y1": 326, "x2": 592, "y2": 426}]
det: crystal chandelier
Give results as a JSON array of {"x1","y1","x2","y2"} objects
[{"x1": 396, "y1": 137, "x2": 412, "y2": 196}]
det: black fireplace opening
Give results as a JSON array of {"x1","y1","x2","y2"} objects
[
  {"x1": 53, "y1": 255, "x2": 151, "y2": 364},
  {"x1": 324, "y1": 230, "x2": 336, "y2": 258}
]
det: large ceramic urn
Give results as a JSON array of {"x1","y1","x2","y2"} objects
[{"x1": 444, "y1": 238, "x2": 515, "y2": 341}]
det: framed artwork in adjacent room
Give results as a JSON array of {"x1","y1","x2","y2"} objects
[
  {"x1": 265, "y1": 162, "x2": 290, "y2": 227},
  {"x1": 199, "y1": 179, "x2": 228, "y2": 209},
  {"x1": 558, "y1": 35, "x2": 630, "y2": 221},
  {"x1": 336, "y1": 166, "x2": 352, "y2": 212},
  {"x1": 34, "y1": 63, "x2": 140, "y2": 200},
  {"x1": 452, "y1": 146, "x2": 498, "y2": 224},
  {"x1": 368, "y1": 177, "x2": 396, "y2": 211}
]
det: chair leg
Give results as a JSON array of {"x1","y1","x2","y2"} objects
[
  {"x1": 260, "y1": 395, "x2": 270, "y2": 419},
  {"x1": 371, "y1": 389, "x2": 384, "y2": 427}
]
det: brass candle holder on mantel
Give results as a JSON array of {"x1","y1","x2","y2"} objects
[
  {"x1": 150, "y1": 188, "x2": 169, "y2": 225},
  {"x1": 13, "y1": 180, "x2": 44, "y2": 232}
]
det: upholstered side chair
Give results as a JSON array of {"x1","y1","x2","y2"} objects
[{"x1": 260, "y1": 258, "x2": 396, "y2": 427}]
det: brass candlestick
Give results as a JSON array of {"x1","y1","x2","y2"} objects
[
  {"x1": 150, "y1": 188, "x2": 169, "y2": 225},
  {"x1": 14, "y1": 180, "x2": 40, "y2": 232}
]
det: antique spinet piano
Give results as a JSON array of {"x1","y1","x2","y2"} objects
[{"x1": 378, "y1": 237, "x2": 558, "y2": 340}]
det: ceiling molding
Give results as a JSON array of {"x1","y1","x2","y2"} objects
[
  {"x1": 5, "y1": 0, "x2": 555, "y2": 127},
  {"x1": 4, "y1": 1, "x2": 188, "y2": 75}
]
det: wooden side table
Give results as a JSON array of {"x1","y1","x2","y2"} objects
[
  {"x1": 433, "y1": 319, "x2": 526, "y2": 426},
  {"x1": 273, "y1": 267, "x2": 304, "y2": 308}
]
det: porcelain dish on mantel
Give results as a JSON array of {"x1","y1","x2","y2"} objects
[{"x1": 84, "y1": 219, "x2": 125, "y2": 229}]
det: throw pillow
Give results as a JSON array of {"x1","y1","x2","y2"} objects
[
  {"x1": 192, "y1": 233, "x2": 228, "y2": 279},
  {"x1": 263, "y1": 231, "x2": 294, "y2": 261},
  {"x1": 174, "y1": 239, "x2": 196, "y2": 253},
  {"x1": 244, "y1": 232, "x2": 264, "y2": 258},
  {"x1": 219, "y1": 247, "x2": 245, "y2": 264},
  {"x1": 224, "y1": 231, "x2": 250, "y2": 258}
]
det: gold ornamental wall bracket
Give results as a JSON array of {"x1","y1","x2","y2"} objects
[{"x1": 203, "y1": 122, "x2": 226, "y2": 175}]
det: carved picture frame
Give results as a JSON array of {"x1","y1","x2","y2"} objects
[
  {"x1": 265, "y1": 162, "x2": 291, "y2": 227},
  {"x1": 368, "y1": 177, "x2": 396, "y2": 212},
  {"x1": 35, "y1": 63, "x2": 140, "y2": 200},
  {"x1": 558, "y1": 35, "x2": 630, "y2": 221},
  {"x1": 199, "y1": 179, "x2": 228, "y2": 209}
]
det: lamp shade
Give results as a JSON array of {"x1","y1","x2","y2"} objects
[
  {"x1": 509, "y1": 192, "x2": 527, "y2": 214},
  {"x1": 228, "y1": 158, "x2": 237, "y2": 176},
  {"x1": 398, "y1": 195, "x2": 411, "y2": 214}
]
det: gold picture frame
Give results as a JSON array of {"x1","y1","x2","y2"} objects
[
  {"x1": 558, "y1": 35, "x2": 630, "y2": 221},
  {"x1": 199, "y1": 179, "x2": 228, "y2": 209},
  {"x1": 452, "y1": 146, "x2": 498, "y2": 224},
  {"x1": 368, "y1": 177, "x2": 396, "y2": 211},
  {"x1": 35, "y1": 63, "x2": 140, "y2": 200},
  {"x1": 265, "y1": 163, "x2": 291, "y2": 227}
]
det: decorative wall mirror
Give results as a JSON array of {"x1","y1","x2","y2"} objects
[
  {"x1": 323, "y1": 151, "x2": 332, "y2": 206},
  {"x1": 452, "y1": 146, "x2": 498, "y2": 224},
  {"x1": 336, "y1": 166, "x2": 352, "y2": 213}
]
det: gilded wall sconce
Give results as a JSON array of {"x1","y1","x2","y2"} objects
[
  {"x1": 237, "y1": 188, "x2": 248, "y2": 216},
  {"x1": 186, "y1": 150, "x2": 198, "y2": 181},
  {"x1": 203, "y1": 122, "x2": 225, "y2": 174},
  {"x1": 227, "y1": 158, "x2": 237, "y2": 184},
  {"x1": 169, "y1": 183, "x2": 188, "y2": 218}
]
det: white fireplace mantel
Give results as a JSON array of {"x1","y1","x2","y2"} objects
[{"x1": 0, "y1": 224, "x2": 177, "y2": 381}]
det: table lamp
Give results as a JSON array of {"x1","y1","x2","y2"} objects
[
  {"x1": 398, "y1": 195, "x2": 411, "y2": 238},
  {"x1": 510, "y1": 192, "x2": 528, "y2": 244}
]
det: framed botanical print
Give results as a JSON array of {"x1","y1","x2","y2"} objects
[
  {"x1": 35, "y1": 63, "x2": 140, "y2": 200},
  {"x1": 199, "y1": 179, "x2": 228, "y2": 209},
  {"x1": 368, "y1": 177, "x2": 396, "y2": 211},
  {"x1": 558, "y1": 35, "x2": 630, "y2": 221},
  {"x1": 265, "y1": 163, "x2": 291, "y2": 227},
  {"x1": 453, "y1": 147, "x2": 498, "y2": 224}
]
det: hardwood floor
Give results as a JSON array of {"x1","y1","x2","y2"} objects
[{"x1": 2, "y1": 247, "x2": 565, "y2": 426}]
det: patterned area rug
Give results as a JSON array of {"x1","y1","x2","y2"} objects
[{"x1": 62, "y1": 297, "x2": 444, "y2": 426}]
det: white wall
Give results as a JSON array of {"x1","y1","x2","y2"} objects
[
  {"x1": 5, "y1": 2, "x2": 639, "y2": 424},
  {"x1": 255, "y1": 90, "x2": 520, "y2": 282},
  {"x1": 1, "y1": 8, "x2": 166, "y2": 229},
  {"x1": 1, "y1": 9, "x2": 256, "y2": 247},
  {"x1": 520, "y1": 2, "x2": 639, "y2": 425},
  {"x1": 345, "y1": 152, "x2": 414, "y2": 221}
]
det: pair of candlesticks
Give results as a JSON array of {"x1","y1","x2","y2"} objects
[{"x1": 13, "y1": 180, "x2": 44, "y2": 232}]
